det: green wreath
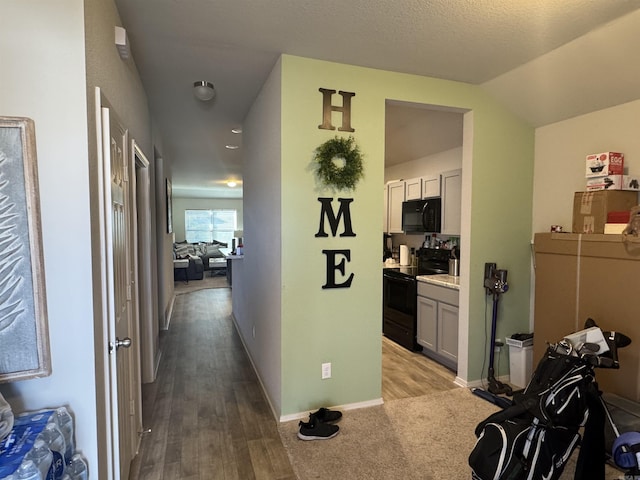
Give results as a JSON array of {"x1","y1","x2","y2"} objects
[{"x1": 313, "y1": 136, "x2": 364, "y2": 190}]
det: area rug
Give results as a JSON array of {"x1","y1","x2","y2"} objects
[
  {"x1": 278, "y1": 388, "x2": 623, "y2": 479},
  {"x1": 174, "y1": 273, "x2": 229, "y2": 295}
]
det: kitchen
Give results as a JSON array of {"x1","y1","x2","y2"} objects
[{"x1": 383, "y1": 101, "x2": 465, "y2": 373}]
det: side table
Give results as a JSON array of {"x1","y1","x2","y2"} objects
[{"x1": 208, "y1": 257, "x2": 227, "y2": 277}]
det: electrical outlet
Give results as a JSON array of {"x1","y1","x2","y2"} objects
[{"x1": 321, "y1": 362, "x2": 331, "y2": 379}]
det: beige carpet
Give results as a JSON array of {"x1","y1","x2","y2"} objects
[
  {"x1": 278, "y1": 388, "x2": 624, "y2": 480},
  {"x1": 279, "y1": 388, "x2": 499, "y2": 479},
  {"x1": 174, "y1": 272, "x2": 229, "y2": 295}
]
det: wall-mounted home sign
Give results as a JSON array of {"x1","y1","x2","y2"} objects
[
  {"x1": 0, "y1": 117, "x2": 51, "y2": 382},
  {"x1": 315, "y1": 89, "x2": 361, "y2": 290},
  {"x1": 316, "y1": 197, "x2": 356, "y2": 289},
  {"x1": 318, "y1": 88, "x2": 355, "y2": 132}
]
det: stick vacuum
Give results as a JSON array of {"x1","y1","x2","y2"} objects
[{"x1": 472, "y1": 263, "x2": 513, "y2": 406}]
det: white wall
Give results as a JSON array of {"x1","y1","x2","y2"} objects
[
  {"x1": 533, "y1": 99, "x2": 640, "y2": 235},
  {"x1": 384, "y1": 146, "x2": 463, "y2": 183},
  {"x1": 238, "y1": 59, "x2": 283, "y2": 415},
  {"x1": 0, "y1": 0, "x2": 99, "y2": 470}
]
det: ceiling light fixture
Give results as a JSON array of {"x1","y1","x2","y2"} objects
[
  {"x1": 225, "y1": 144, "x2": 239, "y2": 150},
  {"x1": 193, "y1": 81, "x2": 215, "y2": 101},
  {"x1": 231, "y1": 128, "x2": 243, "y2": 134},
  {"x1": 227, "y1": 181, "x2": 237, "y2": 188}
]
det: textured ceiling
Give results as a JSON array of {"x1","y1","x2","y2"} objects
[{"x1": 114, "y1": 0, "x2": 640, "y2": 198}]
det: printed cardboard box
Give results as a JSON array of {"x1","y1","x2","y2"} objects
[
  {"x1": 586, "y1": 174, "x2": 640, "y2": 191},
  {"x1": 585, "y1": 152, "x2": 624, "y2": 178},
  {"x1": 572, "y1": 191, "x2": 638, "y2": 234}
]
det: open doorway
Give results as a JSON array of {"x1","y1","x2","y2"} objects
[{"x1": 382, "y1": 100, "x2": 465, "y2": 401}]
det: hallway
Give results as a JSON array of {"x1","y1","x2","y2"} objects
[{"x1": 132, "y1": 287, "x2": 296, "y2": 479}]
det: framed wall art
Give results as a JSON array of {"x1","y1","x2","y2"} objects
[{"x1": 0, "y1": 116, "x2": 51, "y2": 382}]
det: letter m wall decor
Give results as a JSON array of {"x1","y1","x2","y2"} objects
[{"x1": 0, "y1": 117, "x2": 51, "y2": 382}]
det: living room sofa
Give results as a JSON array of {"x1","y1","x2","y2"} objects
[
  {"x1": 173, "y1": 240, "x2": 227, "y2": 280},
  {"x1": 173, "y1": 256, "x2": 203, "y2": 281}
]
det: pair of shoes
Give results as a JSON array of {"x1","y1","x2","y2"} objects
[
  {"x1": 297, "y1": 417, "x2": 339, "y2": 441},
  {"x1": 309, "y1": 407, "x2": 342, "y2": 424}
]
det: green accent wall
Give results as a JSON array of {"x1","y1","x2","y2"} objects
[{"x1": 278, "y1": 55, "x2": 533, "y2": 416}]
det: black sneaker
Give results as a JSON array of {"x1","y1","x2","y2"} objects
[
  {"x1": 309, "y1": 407, "x2": 342, "y2": 423},
  {"x1": 297, "y1": 418, "x2": 339, "y2": 440}
]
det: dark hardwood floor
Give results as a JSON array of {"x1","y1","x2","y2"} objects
[{"x1": 131, "y1": 284, "x2": 456, "y2": 479}]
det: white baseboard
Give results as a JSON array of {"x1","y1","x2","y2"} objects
[
  {"x1": 153, "y1": 350, "x2": 162, "y2": 382},
  {"x1": 230, "y1": 313, "x2": 281, "y2": 422},
  {"x1": 279, "y1": 397, "x2": 385, "y2": 424},
  {"x1": 163, "y1": 295, "x2": 175, "y2": 331}
]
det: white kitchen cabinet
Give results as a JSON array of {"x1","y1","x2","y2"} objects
[
  {"x1": 417, "y1": 296, "x2": 437, "y2": 351},
  {"x1": 417, "y1": 281, "x2": 459, "y2": 370},
  {"x1": 405, "y1": 177, "x2": 422, "y2": 200},
  {"x1": 441, "y1": 168, "x2": 462, "y2": 235},
  {"x1": 387, "y1": 180, "x2": 406, "y2": 233},
  {"x1": 422, "y1": 174, "x2": 441, "y2": 199},
  {"x1": 437, "y1": 302, "x2": 459, "y2": 366}
]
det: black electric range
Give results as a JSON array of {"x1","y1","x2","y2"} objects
[{"x1": 382, "y1": 248, "x2": 453, "y2": 350}]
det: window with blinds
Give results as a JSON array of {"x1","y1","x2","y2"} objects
[{"x1": 185, "y1": 209, "x2": 236, "y2": 246}]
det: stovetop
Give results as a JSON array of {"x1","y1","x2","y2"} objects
[
  {"x1": 384, "y1": 247, "x2": 454, "y2": 278},
  {"x1": 383, "y1": 265, "x2": 419, "y2": 278}
]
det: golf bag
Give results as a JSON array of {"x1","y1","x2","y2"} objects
[{"x1": 469, "y1": 319, "x2": 629, "y2": 480}]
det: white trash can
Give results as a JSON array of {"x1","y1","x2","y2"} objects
[{"x1": 507, "y1": 337, "x2": 534, "y2": 389}]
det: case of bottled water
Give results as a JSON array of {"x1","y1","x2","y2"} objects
[{"x1": 0, "y1": 408, "x2": 83, "y2": 480}]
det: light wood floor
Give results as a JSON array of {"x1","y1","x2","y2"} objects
[{"x1": 131, "y1": 284, "x2": 456, "y2": 479}]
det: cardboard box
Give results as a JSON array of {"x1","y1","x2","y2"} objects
[
  {"x1": 585, "y1": 152, "x2": 624, "y2": 178},
  {"x1": 572, "y1": 190, "x2": 638, "y2": 234},
  {"x1": 604, "y1": 223, "x2": 627, "y2": 234},
  {"x1": 586, "y1": 174, "x2": 640, "y2": 191}
]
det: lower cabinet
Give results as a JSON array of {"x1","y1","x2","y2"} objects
[{"x1": 417, "y1": 281, "x2": 459, "y2": 370}]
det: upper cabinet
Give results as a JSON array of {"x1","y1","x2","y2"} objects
[
  {"x1": 441, "y1": 169, "x2": 462, "y2": 235},
  {"x1": 405, "y1": 177, "x2": 422, "y2": 200},
  {"x1": 387, "y1": 180, "x2": 406, "y2": 233},
  {"x1": 422, "y1": 174, "x2": 441, "y2": 199},
  {"x1": 406, "y1": 174, "x2": 441, "y2": 200},
  {"x1": 385, "y1": 170, "x2": 461, "y2": 235}
]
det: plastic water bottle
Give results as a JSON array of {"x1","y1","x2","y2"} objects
[
  {"x1": 65, "y1": 455, "x2": 87, "y2": 480},
  {"x1": 23, "y1": 443, "x2": 50, "y2": 480},
  {"x1": 53, "y1": 408, "x2": 74, "y2": 464},
  {"x1": 0, "y1": 392, "x2": 14, "y2": 440},
  {"x1": 13, "y1": 460, "x2": 41, "y2": 480},
  {"x1": 41, "y1": 423, "x2": 65, "y2": 479}
]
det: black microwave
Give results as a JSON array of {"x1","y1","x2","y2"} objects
[{"x1": 401, "y1": 198, "x2": 441, "y2": 233}]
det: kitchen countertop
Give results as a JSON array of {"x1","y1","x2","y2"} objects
[
  {"x1": 417, "y1": 274, "x2": 460, "y2": 290},
  {"x1": 383, "y1": 262, "x2": 460, "y2": 290}
]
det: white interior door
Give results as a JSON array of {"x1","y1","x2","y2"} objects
[{"x1": 98, "y1": 96, "x2": 141, "y2": 480}]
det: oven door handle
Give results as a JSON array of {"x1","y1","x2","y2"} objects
[{"x1": 383, "y1": 273, "x2": 415, "y2": 284}]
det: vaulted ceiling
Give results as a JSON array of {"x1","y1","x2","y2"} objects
[{"x1": 115, "y1": 0, "x2": 640, "y2": 198}]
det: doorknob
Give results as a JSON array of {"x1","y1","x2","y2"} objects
[
  {"x1": 109, "y1": 337, "x2": 132, "y2": 353},
  {"x1": 115, "y1": 337, "x2": 132, "y2": 349}
]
